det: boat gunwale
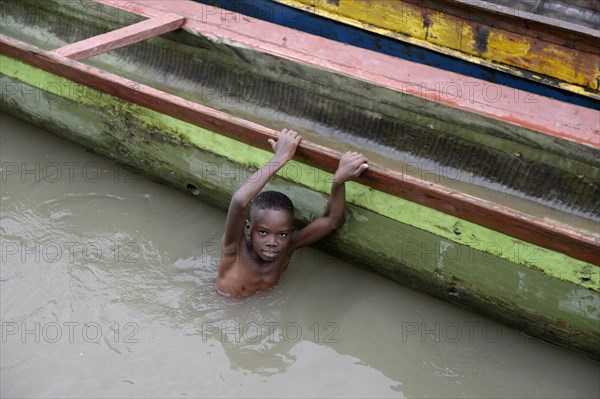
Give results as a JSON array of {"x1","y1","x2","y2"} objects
[{"x1": 1, "y1": 33, "x2": 598, "y2": 266}]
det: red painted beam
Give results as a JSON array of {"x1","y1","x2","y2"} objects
[
  {"x1": 52, "y1": 13, "x2": 184, "y2": 61},
  {"x1": 95, "y1": 0, "x2": 599, "y2": 151},
  {"x1": 1, "y1": 35, "x2": 598, "y2": 266}
]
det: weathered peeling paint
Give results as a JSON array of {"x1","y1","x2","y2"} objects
[
  {"x1": 277, "y1": 0, "x2": 600, "y2": 96},
  {"x1": 559, "y1": 290, "x2": 600, "y2": 320}
]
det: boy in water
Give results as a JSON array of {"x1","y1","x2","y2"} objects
[{"x1": 216, "y1": 128, "x2": 368, "y2": 297}]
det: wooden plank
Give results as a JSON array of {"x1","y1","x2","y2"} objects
[
  {"x1": 95, "y1": 0, "x2": 600, "y2": 151},
  {"x1": 52, "y1": 13, "x2": 185, "y2": 61},
  {"x1": 1, "y1": 35, "x2": 598, "y2": 266},
  {"x1": 449, "y1": 0, "x2": 600, "y2": 36}
]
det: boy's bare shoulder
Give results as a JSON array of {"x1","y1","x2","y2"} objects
[{"x1": 218, "y1": 234, "x2": 244, "y2": 274}]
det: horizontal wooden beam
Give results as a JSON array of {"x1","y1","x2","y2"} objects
[
  {"x1": 52, "y1": 13, "x2": 185, "y2": 61},
  {"x1": 1, "y1": 35, "x2": 598, "y2": 266}
]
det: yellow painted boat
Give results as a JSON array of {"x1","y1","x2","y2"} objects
[{"x1": 274, "y1": 0, "x2": 599, "y2": 100}]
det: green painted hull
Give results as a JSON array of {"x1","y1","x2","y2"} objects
[
  {"x1": 2, "y1": 63, "x2": 599, "y2": 359},
  {"x1": 1, "y1": 0, "x2": 598, "y2": 360}
]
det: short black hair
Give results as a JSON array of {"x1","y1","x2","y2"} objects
[{"x1": 249, "y1": 191, "x2": 294, "y2": 220}]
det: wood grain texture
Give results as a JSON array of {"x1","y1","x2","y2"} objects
[{"x1": 52, "y1": 13, "x2": 184, "y2": 60}]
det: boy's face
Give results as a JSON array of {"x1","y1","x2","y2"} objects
[{"x1": 246, "y1": 208, "x2": 294, "y2": 262}]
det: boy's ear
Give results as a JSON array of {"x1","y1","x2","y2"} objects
[{"x1": 245, "y1": 219, "x2": 251, "y2": 231}]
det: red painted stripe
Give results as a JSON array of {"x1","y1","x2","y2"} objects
[
  {"x1": 52, "y1": 13, "x2": 185, "y2": 61},
  {"x1": 94, "y1": 0, "x2": 599, "y2": 150},
  {"x1": 1, "y1": 35, "x2": 598, "y2": 266}
]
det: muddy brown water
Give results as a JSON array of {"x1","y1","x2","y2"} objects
[{"x1": 1, "y1": 112, "x2": 599, "y2": 398}]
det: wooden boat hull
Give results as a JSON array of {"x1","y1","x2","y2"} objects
[
  {"x1": 195, "y1": 0, "x2": 599, "y2": 108},
  {"x1": 1, "y1": 0, "x2": 598, "y2": 359},
  {"x1": 274, "y1": 0, "x2": 600, "y2": 99}
]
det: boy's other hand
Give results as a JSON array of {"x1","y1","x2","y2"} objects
[
  {"x1": 334, "y1": 151, "x2": 368, "y2": 183},
  {"x1": 268, "y1": 129, "x2": 301, "y2": 162}
]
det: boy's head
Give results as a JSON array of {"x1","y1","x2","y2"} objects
[
  {"x1": 249, "y1": 191, "x2": 294, "y2": 220},
  {"x1": 246, "y1": 191, "x2": 294, "y2": 262}
]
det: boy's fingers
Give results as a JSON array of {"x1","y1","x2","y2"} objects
[
  {"x1": 281, "y1": 128, "x2": 301, "y2": 142},
  {"x1": 351, "y1": 157, "x2": 367, "y2": 166},
  {"x1": 352, "y1": 166, "x2": 365, "y2": 177}
]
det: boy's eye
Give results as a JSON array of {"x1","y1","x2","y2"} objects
[
  {"x1": 279, "y1": 232, "x2": 288, "y2": 238},
  {"x1": 259, "y1": 230, "x2": 267, "y2": 235}
]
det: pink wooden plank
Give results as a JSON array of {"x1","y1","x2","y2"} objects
[
  {"x1": 1, "y1": 35, "x2": 598, "y2": 266},
  {"x1": 52, "y1": 13, "x2": 184, "y2": 61}
]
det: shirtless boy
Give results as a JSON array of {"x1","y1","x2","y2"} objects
[{"x1": 216, "y1": 128, "x2": 368, "y2": 297}]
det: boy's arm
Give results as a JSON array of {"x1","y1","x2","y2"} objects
[
  {"x1": 221, "y1": 129, "x2": 301, "y2": 251},
  {"x1": 290, "y1": 151, "x2": 368, "y2": 250}
]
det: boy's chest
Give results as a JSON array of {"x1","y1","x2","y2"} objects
[{"x1": 239, "y1": 246, "x2": 290, "y2": 279}]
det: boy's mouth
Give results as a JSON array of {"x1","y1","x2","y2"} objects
[{"x1": 262, "y1": 249, "x2": 279, "y2": 258}]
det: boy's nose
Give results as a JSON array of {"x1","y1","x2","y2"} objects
[{"x1": 266, "y1": 237, "x2": 278, "y2": 246}]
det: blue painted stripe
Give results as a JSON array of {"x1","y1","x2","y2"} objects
[{"x1": 194, "y1": 0, "x2": 598, "y2": 110}]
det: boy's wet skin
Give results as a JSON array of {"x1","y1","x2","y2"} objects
[{"x1": 216, "y1": 129, "x2": 368, "y2": 297}]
